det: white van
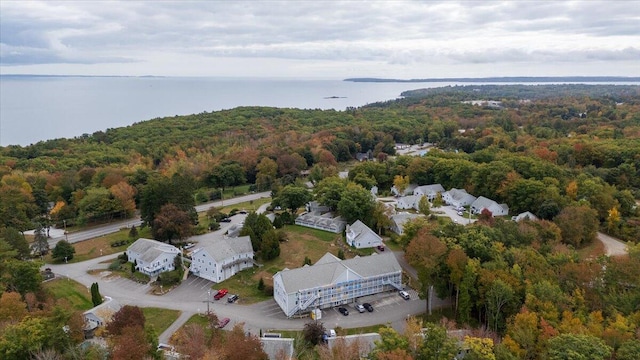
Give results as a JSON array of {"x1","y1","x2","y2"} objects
[
  {"x1": 399, "y1": 291, "x2": 410, "y2": 300},
  {"x1": 327, "y1": 329, "x2": 336, "y2": 337}
]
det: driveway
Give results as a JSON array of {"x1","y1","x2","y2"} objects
[
  {"x1": 432, "y1": 205, "x2": 476, "y2": 225},
  {"x1": 597, "y1": 232, "x2": 628, "y2": 256},
  {"x1": 45, "y1": 254, "x2": 430, "y2": 340}
]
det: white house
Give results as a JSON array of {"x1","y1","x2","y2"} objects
[
  {"x1": 189, "y1": 235, "x2": 254, "y2": 283},
  {"x1": 273, "y1": 252, "x2": 403, "y2": 317},
  {"x1": 442, "y1": 188, "x2": 477, "y2": 208},
  {"x1": 126, "y1": 238, "x2": 181, "y2": 277},
  {"x1": 345, "y1": 220, "x2": 383, "y2": 249},
  {"x1": 83, "y1": 296, "x2": 121, "y2": 338},
  {"x1": 389, "y1": 213, "x2": 423, "y2": 235},
  {"x1": 512, "y1": 211, "x2": 538, "y2": 222},
  {"x1": 396, "y1": 195, "x2": 419, "y2": 210},
  {"x1": 413, "y1": 184, "x2": 445, "y2": 202},
  {"x1": 470, "y1": 196, "x2": 509, "y2": 216}
]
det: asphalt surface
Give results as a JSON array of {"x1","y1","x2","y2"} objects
[
  {"x1": 46, "y1": 253, "x2": 429, "y2": 343},
  {"x1": 47, "y1": 191, "x2": 271, "y2": 247}
]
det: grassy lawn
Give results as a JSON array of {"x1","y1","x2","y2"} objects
[
  {"x1": 43, "y1": 278, "x2": 93, "y2": 311},
  {"x1": 46, "y1": 226, "x2": 153, "y2": 264},
  {"x1": 142, "y1": 307, "x2": 181, "y2": 334}
]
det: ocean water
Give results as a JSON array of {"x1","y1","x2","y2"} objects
[{"x1": 0, "y1": 76, "x2": 434, "y2": 146}]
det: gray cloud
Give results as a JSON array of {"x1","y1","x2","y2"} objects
[{"x1": 1, "y1": 0, "x2": 638, "y2": 77}]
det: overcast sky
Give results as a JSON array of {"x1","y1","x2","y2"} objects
[{"x1": 1, "y1": 0, "x2": 639, "y2": 79}]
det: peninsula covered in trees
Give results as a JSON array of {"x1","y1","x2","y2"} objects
[
  {"x1": 1, "y1": 84, "x2": 640, "y2": 359},
  {"x1": 344, "y1": 76, "x2": 640, "y2": 83}
]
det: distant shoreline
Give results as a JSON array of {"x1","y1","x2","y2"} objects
[{"x1": 344, "y1": 76, "x2": 640, "y2": 83}]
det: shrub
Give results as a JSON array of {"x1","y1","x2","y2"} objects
[
  {"x1": 118, "y1": 252, "x2": 128, "y2": 262},
  {"x1": 108, "y1": 259, "x2": 123, "y2": 270},
  {"x1": 263, "y1": 285, "x2": 274, "y2": 296},
  {"x1": 257, "y1": 278, "x2": 265, "y2": 291},
  {"x1": 158, "y1": 270, "x2": 181, "y2": 286}
]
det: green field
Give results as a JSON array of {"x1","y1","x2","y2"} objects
[
  {"x1": 142, "y1": 307, "x2": 181, "y2": 335},
  {"x1": 43, "y1": 278, "x2": 93, "y2": 311}
]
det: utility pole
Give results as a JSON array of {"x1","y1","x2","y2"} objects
[{"x1": 204, "y1": 290, "x2": 213, "y2": 315}]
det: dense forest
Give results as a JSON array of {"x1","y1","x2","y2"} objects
[{"x1": 1, "y1": 84, "x2": 640, "y2": 359}]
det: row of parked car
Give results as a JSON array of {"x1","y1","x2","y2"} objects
[
  {"x1": 338, "y1": 290, "x2": 410, "y2": 316},
  {"x1": 212, "y1": 288, "x2": 239, "y2": 303}
]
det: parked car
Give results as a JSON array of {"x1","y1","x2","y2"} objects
[
  {"x1": 220, "y1": 218, "x2": 232, "y2": 223},
  {"x1": 338, "y1": 307, "x2": 349, "y2": 316},
  {"x1": 239, "y1": 210, "x2": 247, "y2": 214},
  {"x1": 363, "y1": 303, "x2": 374, "y2": 312},
  {"x1": 217, "y1": 318, "x2": 230, "y2": 328},
  {"x1": 377, "y1": 245, "x2": 385, "y2": 251},
  {"x1": 227, "y1": 294, "x2": 239, "y2": 303},
  {"x1": 356, "y1": 304, "x2": 366, "y2": 313},
  {"x1": 214, "y1": 288, "x2": 228, "y2": 300},
  {"x1": 399, "y1": 290, "x2": 410, "y2": 300},
  {"x1": 457, "y1": 211, "x2": 464, "y2": 216}
]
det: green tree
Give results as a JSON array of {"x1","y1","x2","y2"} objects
[
  {"x1": 31, "y1": 224, "x2": 49, "y2": 257},
  {"x1": 617, "y1": 339, "x2": 640, "y2": 360},
  {"x1": 0, "y1": 316, "x2": 48, "y2": 360},
  {"x1": 546, "y1": 334, "x2": 612, "y2": 360},
  {"x1": 314, "y1": 176, "x2": 348, "y2": 211},
  {"x1": 0, "y1": 227, "x2": 30, "y2": 259},
  {"x1": 464, "y1": 336, "x2": 496, "y2": 360},
  {"x1": 277, "y1": 184, "x2": 312, "y2": 214},
  {"x1": 52, "y1": 240, "x2": 75, "y2": 262},
  {"x1": 255, "y1": 157, "x2": 278, "y2": 191},
  {"x1": 418, "y1": 195, "x2": 431, "y2": 216},
  {"x1": 90, "y1": 282, "x2": 103, "y2": 306},
  {"x1": 128, "y1": 225, "x2": 138, "y2": 239},
  {"x1": 485, "y1": 279, "x2": 515, "y2": 333},
  {"x1": 3, "y1": 258, "x2": 42, "y2": 295},
  {"x1": 419, "y1": 322, "x2": 460, "y2": 360},
  {"x1": 337, "y1": 183, "x2": 375, "y2": 225},
  {"x1": 405, "y1": 232, "x2": 448, "y2": 315},
  {"x1": 260, "y1": 230, "x2": 280, "y2": 261}
]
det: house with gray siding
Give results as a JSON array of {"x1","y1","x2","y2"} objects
[
  {"x1": 413, "y1": 184, "x2": 445, "y2": 202},
  {"x1": 470, "y1": 196, "x2": 509, "y2": 216},
  {"x1": 442, "y1": 188, "x2": 477, "y2": 208}
]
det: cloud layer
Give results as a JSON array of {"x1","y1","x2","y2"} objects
[{"x1": 1, "y1": 1, "x2": 638, "y2": 78}]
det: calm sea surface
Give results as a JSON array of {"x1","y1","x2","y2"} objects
[{"x1": 1, "y1": 76, "x2": 635, "y2": 146}]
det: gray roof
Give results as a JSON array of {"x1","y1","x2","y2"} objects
[
  {"x1": 471, "y1": 196, "x2": 498, "y2": 209},
  {"x1": 414, "y1": 184, "x2": 445, "y2": 195},
  {"x1": 275, "y1": 252, "x2": 402, "y2": 294},
  {"x1": 128, "y1": 238, "x2": 179, "y2": 263},
  {"x1": 346, "y1": 220, "x2": 382, "y2": 245},
  {"x1": 190, "y1": 234, "x2": 253, "y2": 263},
  {"x1": 446, "y1": 188, "x2": 474, "y2": 201},
  {"x1": 260, "y1": 338, "x2": 294, "y2": 360}
]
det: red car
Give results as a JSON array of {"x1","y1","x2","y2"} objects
[
  {"x1": 214, "y1": 288, "x2": 228, "y2": 300},
  {"x1": 217, "y1": 318, "x2": 230, "y2": 328}
]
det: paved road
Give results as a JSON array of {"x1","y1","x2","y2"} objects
[
  {"x1": 48, "y1": 191, "x2": 271, "y2": 247},
  {"x1": 45, "y1": 252, "x2": 429, "y2": 342},
  {"x1": 597, "y1": 231, "x2": 628, "y2": 256}
]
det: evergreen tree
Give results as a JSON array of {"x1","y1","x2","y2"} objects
[{"x1": 90, "y1": 282, "x2": 103, "y2": 306}]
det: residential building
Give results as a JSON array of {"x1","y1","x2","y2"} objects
[
  {"x1": 413, "y1": 184, "x2": 445, "y2": 202},
  {"x1": 273, "y1": 252, "x2": 403, "y2": 317},
  {"x1": 189, "y1": 235, "x2": 254, "y2": 283},
  {"x1": 306, "y1": 201, "x2": 330, "y2": 214},
  {"x1": 512, "y1": 211, "x2": 538, "y2": 222},
  {"x1": 295, "y1": 212, "x2": 347, "y2": 233},
  {"x1": 126, "y1": 238, "x2": 181, "y2": 277},
  {"x1": 83, "y1": 296, "x2": 121, "y2": 338},
  {"x1": 470, "y1": 196, "x2": 509, "y2": 216},
  {"x1": 442, "y1": 188, "x2": 477, "y2": 208},
  {"x1": 345, "y1": 220, "x2": 383, "y2": 249},
  {"x1": 391, "y1": 183, "x2": 418, "y2": 197},
  {"x1": 396, "y1": 195, "x2": 419, "y2": 210},
  {"x1": 389, "y1": 213, "x2": 423, "y2": 235}
]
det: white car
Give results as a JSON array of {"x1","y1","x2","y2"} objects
[{"x1": 356, "y1": 304, "x2": 366, "y2": 313}]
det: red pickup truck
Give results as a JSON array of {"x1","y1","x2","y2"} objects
[{"x1": 213, "y1": 288, "x2": 228, "y2": 300}]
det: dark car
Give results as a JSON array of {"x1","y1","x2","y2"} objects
[
  {"x1": 363, "y1": 303, "x2": 374, "y2": 312},
  {"x1": 377, "y1": 245, "x2": 385, "y2": 251},
  {"x1": 214, "y1": 288, "x2": 228, "y2": 300},
  {"x1": 338, "y1": 307, "x2": 349, "y2": 316},
  {"x1": 220, "y1": 217, "x2": 232, "y2": 223}
]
